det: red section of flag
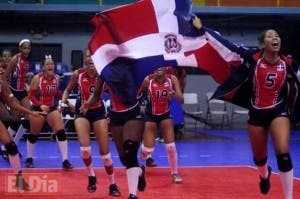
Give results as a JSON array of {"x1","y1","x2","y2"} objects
[
  {"x1": 89, "y1": 0, "x2": 158, "y2": 54},
  {"x1": 186, "y1": 43, "x2": 230, "y2": 84}
]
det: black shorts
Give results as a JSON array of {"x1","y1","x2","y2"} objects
[
  {"x1": 75, "y1": 106, "x2": 106, "y2": 123},
  {"x1": 11, "y1": 89, "x2": 27, "y2": 101},
  {"x1": 248, "y1": 103, "x2": 289, "y2": 129},
  {"x1": 109, "y1": 105, "x2": 143, "y2": 126},
  {"x1": 144, "y1": 111, "x2": 172, "y2": 124}
]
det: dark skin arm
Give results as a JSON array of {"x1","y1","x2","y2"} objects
[
  {"x1": 170, "y1": 74, "x2": 184, "y2": 104},
  {"x1": 2, "y1": 54, "x2": 17, "y2": 82},
  {"x1": 62, "y1": 70, "x2": 79, "y2": 104},
  {"x1": 1, "y1": 80, "x2": 43, "y2": 117},
  {"x1": 136, "y1": 76, "x2": 150, "y2": 98},
  {"x1": 137, "y1": 76, "x2": 150, "y2": 113}
]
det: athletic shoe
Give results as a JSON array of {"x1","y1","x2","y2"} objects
[
  {"x1": 87, "y1": 176, "x2": 97, "y2": 193},
  {"x1": 0, "y1": 149, "x2": 9, "y2": 161},
  {"x1": 62, "y1": 160, "x2": 74, "y2": 171},
  {"x1": 128, "y1": 193, "x2": 138, "y2": 199},
  {"x1": 25, "y1": 157, "x2": 34, "y2": 168},
  {"x1": 137, "y1": 165, "x2": 146, "y2": 191},
  {"x1": 109, "y1": 183, "x2": 121, "y2": 197},
  {"x1": 146, "y1": 157, "x2": 157, "y2": 167},
  {"x1": 259, "y1": 166, "x2": 272, "y2": 194},
  {"x1": 172, "y1": 173, "x2": 183, "y2": 184},
  {"x1": 16, "y1": 172, "x2": 32, "y2": 191}
]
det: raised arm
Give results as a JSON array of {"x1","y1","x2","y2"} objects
[{"x1": 193, "y1": 16, "x2": 252, "y2": 62}]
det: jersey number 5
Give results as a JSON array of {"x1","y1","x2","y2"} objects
[{"x1": 265, "y1": 73, "x2": 277, "y2": 87}]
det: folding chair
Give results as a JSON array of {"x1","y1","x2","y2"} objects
[
  {"x1": 182, "y1": 93, "x2": 203, "y2": 128},
  {"x1": 60, "y1": 98, "x2": 76, "y2": 138},
  {"x1": 205, "y1": 92, "x2": 230, "y2": 129}
]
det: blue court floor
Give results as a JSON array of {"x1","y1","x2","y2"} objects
[{"x1": 0, "y1": 129, "x2": 299, "y2": 178}]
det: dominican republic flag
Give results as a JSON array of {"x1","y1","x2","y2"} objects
[{"x1": 89, "y1": 0, "x2": 244, "y2": 106}]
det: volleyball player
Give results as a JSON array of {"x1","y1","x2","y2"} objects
[
  {"x1": 62, "y1": 49, "x2": 121, "y2": 196},
  {"x1": 138, "y1": 67, "x2": 183, "y2": 183},
  {"x1": 26, "y1": 54, "x2": 73, "y2": 170}
]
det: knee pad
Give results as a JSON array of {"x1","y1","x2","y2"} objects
[
  {"x1": 10, "y1": 121, "x2": 21, "y2": 132},
  {"x1": 165, "y1": 142, "x2": 176, "y2": 154},
  {"x1": 277, "y1": 153, "x2": 293, "y2": 172},
  {"x1": 56, "y1": 129, "x2": 67, "y2": 141},
  {"x1": 253, "y1": 156, "x2": 268, "y2": 166},
  {"x1": 122, "y1": 139, "x2": 140, "y2": 168},
  {"x1": 3, "y1": 120, "x2": 12, "y2": 128},
  {"x1": 5, "y1": 141, "x2": 19, "y2": 155},
  {"x1": 141, "y1": 143, "x2": 154, "y2": 160},
  {"x1": 119, "y1": 156, "x2": 126, "y2": 166},
  {"x1": 80, "y1": 146, "x2": 92, "y2": 159},
  {"x1": 27, "y1": 134, "x2": 38, "y2": 144},
  {"x1": 100, "y1": 153, "x2": 113, "y2": 166},
  {"x1": 21, "y1": 119, "x2": 30, "y2": 130}
]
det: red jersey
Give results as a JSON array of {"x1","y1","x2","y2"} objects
[
  {"x1": 106, "y1": 84, "x2": 135, "y2": 112},
  {"x1": 30, "y1": 73, "x2": 61, "y2": 106},
  {"x1": 252, "y1": 58, "x2": 287, "y2": 109},
  {"x1": 77, "y1": 68, "x2": 102, "y2": 109},
  {"x1": 9, "y1": 53, "x2": 29, "y2": 91},
  {"x1": 147, "y1": 74, "x2": 173, "y2": 115}
]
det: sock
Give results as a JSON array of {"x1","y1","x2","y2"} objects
[
  {"x1": 14, "y1": 125, "x2": 27, "y2": 145},
  {"x1": 26, "y1": 139, "x2": 35, "y2": 158},
  {"x1": 141, "y1": 143, "x2": 154, "y2": 160},
  {"x1": 56, "y1": 139, "x2": 68, "y2": 161},
  {"x1": 146, "y1": 154, "x2": 152, "y2": 159},
  {"x1": 126, "y1": 167, "x2": 140, "y2": 196},
  {"x1": 257, "y1": 163, "x2": 269, "y2": 179},
  {"x1": 165, "y1": 142, "x2": 178, "y2": 174},
  {"x1": 80, "y1": 146, "x2": 95, "y2": 177},
  {"x1": 7, "y1": 127, "x2": 16, "y2": 138},
  {"x1": 279, "y1": 169, "x2": 293, "y2": 199},
  {"x1": 8, "y1": 154, "x2": 21, "y2": 174},
  {"x1": 107, "y1": 173, "x2": 115, "y2": 185},
  {"x1": 101, "y1": 153, "x2": 115, "y2": 184}
]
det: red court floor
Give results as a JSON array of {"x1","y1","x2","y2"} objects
[{"x1": 0, "y1": 166, "x2": 299, "y2": 198}]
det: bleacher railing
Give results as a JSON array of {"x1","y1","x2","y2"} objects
[
  {"x1": 1, "y1": 0, "x2": 300, "y2": 7},
  {"x1": 197, "y1": 0, "x2": 300, "y2": 7}
]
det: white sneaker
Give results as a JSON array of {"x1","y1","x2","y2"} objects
[{"x1": 172, "y1": 173, "x2": 183, "y2": 184}]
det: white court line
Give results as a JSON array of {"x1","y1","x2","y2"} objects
[{"x1": 0, "y1": 165, "x2": 299, "y2": 180}]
